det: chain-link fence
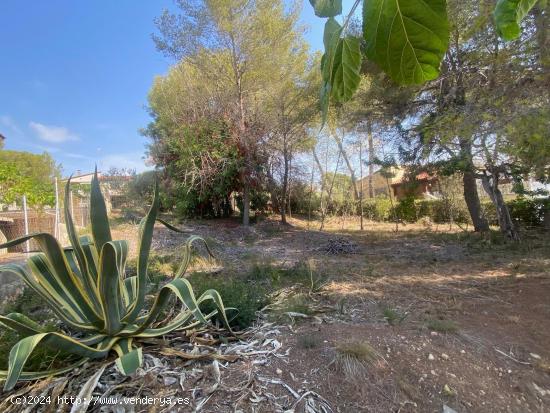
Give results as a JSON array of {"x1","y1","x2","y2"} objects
[{"x1": 0, "y1": 190, "x2": 90, "y2": 254}]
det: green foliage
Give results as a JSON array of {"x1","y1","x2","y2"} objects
[
  {"x1": 187, "y1": 274, "x2": 269, "y2": 330},
  {"x1": 363, "y1": 198, "x2": 393, "y2": 221},
  {"x1": 382, "y1": 307, "x2": 407, "y2": 326},
  {"x1": 393, "y1": 197, "x2": 417, "y2": 223},
  {"x1": 0, "y1": 150, "x2": 59, "y2": 207},
  {"x1": 482, "y1": 198, "x2": 550, "y2": 227},
  {"x1": 0, "y1": 172, "x2": 231, "y2": 390},
  {"x1": 494, "y1": 0, "x2": 540, "y2": 41},
  {"x1": 426, "y1": 318, "x2": 458, "y2": 333},
  {"x1": 416, "y1": 199, "x2": 469, "y2": 224},
  {"x1": 309, "y1": 0, "x2": 342, "y2": 17},
  {"x1": 363, "y1": 0, "x2": 449, "y2": 84}
]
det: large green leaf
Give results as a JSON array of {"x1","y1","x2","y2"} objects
[
  {"x1": 98, "y1": 242, "x2": 126, "y2": 334},
  {"x1": 64, "y1": 180, "x2": 102, "y2": 315},
  {"x1": 122, "y1": 181, "x2": 159, "y2": 323},
  {"x1": 0, "y1": 313, "x2": 46, "y2": 336},
  {"x1": 113, "y1": 339, "x2": 142, "y2": 375},
  {"x1": 309, "y1": 0, "x2": 342, "y2": 17},
  {"x1": 330, "y1": 36, "x2": 362, "y2": 102},
  {"x1": 90, "y1": 168, "x2": 112, "y2": 254},
  {"x1": 494, "y1": 0, "x2": 539, "y2": 41},
  {"x1": 363, "y1": 0, "x2": 449, "y2": 84},
  {"x1": 0, "y1": 233, "x2": 103, "y2": 327},
  {"x1": 3, "y1": 333, "x2": 118, "y2": 391},
  {"x1": 320, "y1": 18, "x2": 343, "y2": 126}
]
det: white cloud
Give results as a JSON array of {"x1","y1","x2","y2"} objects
[
  {"x1": 29, "y1": 121, "x2": 79, "y2": 143},
  {"x1": 64, "y1": 152, "x2": 91, "y2": 159},
  {"x1": 99, "y1": 152, "x2": 151, "y2": 173},
  {"x1": 0, "y1": 115, "x2": 23, "y2": 136}
]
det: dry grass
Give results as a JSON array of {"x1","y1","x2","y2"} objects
[{"x1": 335, "y1": 341, "x2": 380, "y2": 380}]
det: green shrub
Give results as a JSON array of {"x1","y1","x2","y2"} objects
[
  {"x1": 187, "y1": 274, "x2": 269, "y2": 329},
  {"x1": 416, "y1": 199, "x2": 470, "y2": 224},
  {"x1": 394, "y1": 197, "x2": 417, "y2": 223},
  {"x1": 482, "y1": 197, "x2": 549, "y2": 227},
  {"x1": 508, "y1": 197, "x2": 549, "y2": 227},
  {"x1": 363, "y1": 198, "x2": 393, "y2": 221},
  {"x1": 426, "y1": 319, "x2": 458, "y2": 333}
]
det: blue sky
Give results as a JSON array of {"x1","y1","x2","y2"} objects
[{"x1": 0, "y1": 0, "x2": 353, "y2": 176}]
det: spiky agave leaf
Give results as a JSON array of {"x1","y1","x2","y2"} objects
[{"x1": 0, "y1": 172, "x2": 232, "y2": 391}]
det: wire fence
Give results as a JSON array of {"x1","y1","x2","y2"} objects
[{"x1": 0, "y1": 191, "x2": 90, "y2": 254}]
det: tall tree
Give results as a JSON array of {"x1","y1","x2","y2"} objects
[
  {"x1": 398, "y1": 0, "x2": 549, "y2": 238},
  {"x1": 152, "y1": 0, "x2": 306, "y2": 225}
]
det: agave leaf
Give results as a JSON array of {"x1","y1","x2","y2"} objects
[
  {"x1": 174, "y1": 235, "x2": 214, "y2": 279},
  {"x1": 156, "y1": 218, "x2": 186, "y2": 233},
  {"x1": 113, "y1": 338, "x2": 142, "y2": 375},
  {"x1": 79, "y1": 235, "x2": 99, "y2": 282},
  {"x1": 3, "y1": 333, "x2": 119, "y2": 391},
  {"x1": 0, "y1": 313, "x2": 46, "y2": 336},
  {"x1": 0, "y1": 263, "x2": 97, "y2": 332},
  {"x1": 0, "y1": 358, "x2": 89, "y2": 382},
  {"x1": 90, "y1": 168, "x2": 112, "y2": 255},
  {"x1": 123, "y1": 276, "x2": 137, "y2": 306},
  {"x1": 28, "y1": 254, "x2": 88, "y2": 322},
  {"x1": 123, "y1": 180, "x2": 159, "y2": 323},
  {"x1": 0, "y1": 233, "x2": 102, "y2": 326},
  {"x1": 98, "y1": 241, "x2": 127, "y2": 334},
  {"x1": 197, "y1": 289, "x2": 233, "y2": 332},
  {"x1": 122, "y1": 278, "x2": 212, "y2": 337},
  {"x1": 64, "y1": 178, "x2": 100, "y2": 312}
]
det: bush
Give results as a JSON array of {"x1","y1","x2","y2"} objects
[
  {"x1": 187, "y1": 274, "x2": 269, "y2": 329},
  {"x1": 363, "y1": 198, "x2": 393, "y2": 221},
  {"x1": 416, "y1": 199, "x2": 470, "y2": 224},
  {"x1": 508, "y1": 197, "x2": 549, "y2": 227},
  {"x1": 482, "y1": 197, "x2": 549, "y2": 228},
  {"x1": 393, "y1": 197, "x2": 417, "y2": 223}
]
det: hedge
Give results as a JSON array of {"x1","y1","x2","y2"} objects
[{"x1": 365, "y1": 196, "x2": 550, "y2": 227}]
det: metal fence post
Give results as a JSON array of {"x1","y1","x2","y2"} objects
[
  {"x1": 22, "y1": 195, "x2": 30, "y2": 253},
  {"x1": 54, "y1": 177, "x2": 60, "y2": 238}
]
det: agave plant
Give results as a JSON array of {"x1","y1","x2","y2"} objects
[{"x1": 0, "y1": 171, "x2": 230, "y2": 391}]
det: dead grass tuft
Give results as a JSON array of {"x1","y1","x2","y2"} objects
[
  {"x1": 335, "y1": 341, "x2": 379, "y2": 380},
  {"x1": 426, "y1": 319, "x2": 458, "y2": 333}
]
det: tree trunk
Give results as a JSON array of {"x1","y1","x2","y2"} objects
[
  {"x1": 333, "y1": 132, "x2": 359, "y2": 200},
  {"x1": 462, "y1": 171, "x2": 489, "y2": 232},
  {"x1": 367, "y1": 122, "x2": 375, "y2": 198},
  {"x1": 359, "y1": 136, "x2": 364, "y2": 230},
  {"x1": 242, "y1": 185, "x2": 250, "y2": 226},
  {"x1": 280, "y1": 147, "x2": 289, "y2": 224},
  {"x1": 481, "y1": 174, "x2": 519, "y2": 240},
  {"x1": 320, "y1": 150, "x2": 342, "y2": 231},
  {"x1": 459, "y1": 138, "x2": 489, "y2": 232},
  {"x1": 266, "y1": 164, "x2": 280, "y2": 214}
]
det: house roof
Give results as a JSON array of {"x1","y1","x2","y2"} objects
[{"x1": 391, "y1": 171, "x2": 437, "y2": 187}]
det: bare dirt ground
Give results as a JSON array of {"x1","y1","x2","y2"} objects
[
  {"x1": 108, "y1": 215, "x2": 550, "y2": 412},
  {"x1": 1, "y1": 216, "x2": 549, "y2": 412}
]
